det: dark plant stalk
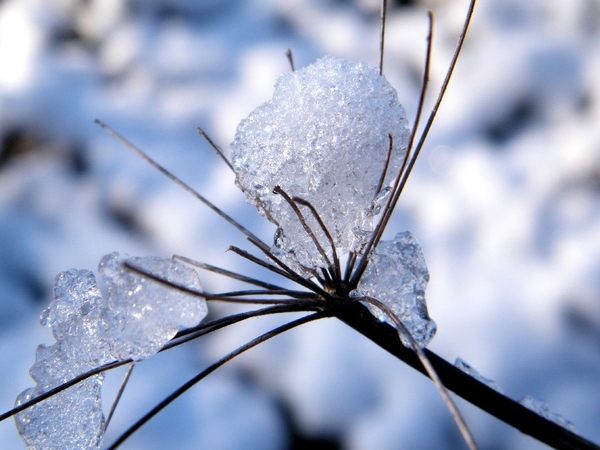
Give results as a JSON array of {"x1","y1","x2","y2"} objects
[{"x1": 336, "y1": 302, "x2": 600, "y2": 450}]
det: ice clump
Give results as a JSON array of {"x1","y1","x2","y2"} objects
[
  {"x1": 454, "y1": 358, "x2": 504, "y2": 393},
  {"x1": 350, "y1": 231, "x2": 436, "y2": 348},
  {"x1": 15, "y1": 270, "x2": 108, "y2": 450},
  {"x1": 15, "y1": 253, "x2": 207, "y2": 450},
  {"x1": 99, "y1": 253, "x2": 207, "y2": 361},
  {"x1": 231, "y1": 56, "x2": 410, "y2": 273},
  {"x1": 520, "y1": 395, "x2": 577, "y2": 433}
]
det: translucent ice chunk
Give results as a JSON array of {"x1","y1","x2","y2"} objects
[
  {"x1": 16, "y1": 269, "x2": 109, "y2": 450},
  {"x1": 231, "y1": 56, "x2": 411, "y2": 273},
  {"x1": 520, "y1": 395, "x2": 577, "y2": 433},
  {"x1": 350, "y1": 231, "x2": 435, "y2": 348},
  {"x1": 99, "y1": 253, "x2": 207, "y2": 361},
  {"x1": 454, "y1": 358, "x2": 504, "y2": 394},
  {"x1": 15, "y1": 253, "x2": 208, "y2": 449},
  {"x1": 40, "y1": 269, "x2": 105, "y2": 344},
  {"x1": 15, "y1": 378, "x2": 105, "y2": 450}
]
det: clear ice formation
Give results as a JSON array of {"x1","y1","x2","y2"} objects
[
  {"x1": 15, "y1": 269, "x2": 107, "y2": 450},
  {"x1": 99, "y1": 253, "x2": 207, "y2": 361},
  {"x1": 520, "y1": 395, "x2": 577, "y2": 433},
  {"x1": 15, "y1": 253, "x2": 207, "y2": 450},
  {"x1": 454, "y1": 358, "x2": 504, "y2": 393},
  {"x1": 351, "y1": 231, "x2": 436, "y2": 348},
  {"x1": 231, "y1": 56, "x2": 411, "y2": 273}
]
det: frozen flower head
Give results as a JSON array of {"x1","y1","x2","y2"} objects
[{"x1": 232, "y1": 56, "x2": 411, "y2": 273}]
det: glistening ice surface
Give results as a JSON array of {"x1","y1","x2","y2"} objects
[
  {"x1": 14, "y1": 254, "x2": 207, "y2": 449},
  {"x1": 351, "y1": 231, "x2": 435, "y2": 348},
  {"x1": 99, "y1": 253, "x2": 207, "y2": 361},
  {"x1": 231, "y1": 56, "x2": 410, "y2": 273},
  {"x1": 15, "y1": 270, "x2": 108, "y2": 450}
]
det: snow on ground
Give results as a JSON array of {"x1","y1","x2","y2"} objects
[{"x1": 1, "y1": 0, "x2": 599, "y2": 448}]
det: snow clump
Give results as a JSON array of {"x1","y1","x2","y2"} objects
[
  {"x1": 14, "y1": 253, "x2": 207, "y2": 450},
  {"x1": 231, "y1": 56, "x2": 411, "y2": 273}
]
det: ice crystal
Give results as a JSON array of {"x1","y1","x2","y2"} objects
[
  {"x1": 99, "y1": 253, "x2": 207, "y2": 361},
  {"x1": 15, "y1": 253, "x2": 207, "y2": 449},
  {"x1": 351, "y1": 231, "x2": 435, "y2": 348},
  {"x1": 231, "y1": 56, "x2": 410, "y2": 273},
  {"x1": 520, "y1": 395, "x2": 577, "y2": 433},
  {"x1": 15, "y1": 270, "x2": 107, "y2": 450},
  {"x1": 454, "y1": 358, "x2": 504, "y2": 393}
]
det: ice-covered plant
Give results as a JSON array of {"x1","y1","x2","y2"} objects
[{"x1": 1, "y1": 0, "x2": 597, "y2": 449}]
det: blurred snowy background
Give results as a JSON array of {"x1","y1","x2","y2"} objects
[{"x1": 1, "y1": 0, "x2": 600, "y2": 448}]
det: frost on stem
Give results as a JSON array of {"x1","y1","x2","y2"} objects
[
  {"x1": 351, "y1": 232, "x2": 436, "y2": 348},
  {"x1": 520, "y1": 395, "x2": 577, "y2": 433},
  {"x1": 231, "y1": 56, "x2": 411, "y2": 273},
  {"x1": 14, "y1": 253, "x2": 207, "y2": 450},
  {"x1": 454, "y1": 358, "x2": 504, "y2": 394}
]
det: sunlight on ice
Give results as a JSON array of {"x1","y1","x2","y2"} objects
[
  {"x1": 231, "y1": 56, "x2": 410, "y2": 273},
  {"x1": 15, "y1": 253, "x2": 207, "y2": 449}
]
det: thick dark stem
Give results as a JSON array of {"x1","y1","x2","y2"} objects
[{"x1": 335, "y1": 302, "x2": 600, "y2": 450}]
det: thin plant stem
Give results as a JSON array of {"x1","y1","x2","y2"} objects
[
  {"x1": 105, "y1": 311, "x2": 329, "y2": 449},
  {"x1": 104, "y1": 363, "x2": 135, "y2": 432},
  {"x1": 292, "y1": 196, "x2": 342, "y2": 287},
  {"x1": 379, "y1": 0, "x2": 389, "y2": 75},
  {"x1": 242, "y1": 240, "x2": 330, "y2": 298},
  {"x1": 373, "y1": 134, "x2": 394, "y2": 197},
  {"x1": 227, "y1": 244, "x2": 328, "y2": 295},
  {"x1": 173, "y1": 255, "x2": 285, "y2": 291},
  {"x1": 358, "y1": 296, "x2": 477, "y2": 450},
  {"x1": 273, "y1": 186, "x2": 335, "y2": 279},
  {"x1": 95, "y1": 119, "x2": 269, "y2": 254},
  {"x1": 286, "y1": 48, "x2": 295, "y2": 71},
  {"x1": 197, "y1": 127, "x2": 234, "y2": 173}
]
